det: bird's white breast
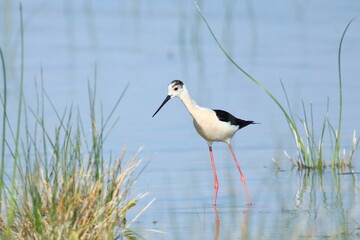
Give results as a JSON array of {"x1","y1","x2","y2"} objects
[{"x1": 191, "y1": 107, "x2": 238, "y2": 143}]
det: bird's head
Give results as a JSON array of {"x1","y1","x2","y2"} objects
[
  {"x1": 152, "y1": 80, "x2": 185, "y2": 118},
  {"x1": 167, "y1": 80, "x2": 185, "y2": 98}
]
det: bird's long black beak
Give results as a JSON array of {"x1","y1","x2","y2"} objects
[{"x1": 152, "y1": 95, "x2": 171, "y2": 118}]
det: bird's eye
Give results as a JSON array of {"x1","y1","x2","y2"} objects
[{"x1": 174, "y1": 87, "x2": 178, "y2": 91}]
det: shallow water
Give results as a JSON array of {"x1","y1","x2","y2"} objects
[{"x1": 1, "y1": 0, "x2": 360, "y2": 239}]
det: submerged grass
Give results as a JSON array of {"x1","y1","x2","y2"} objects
[
  {"x1": 0, "y1": 4, "x2": 150, "y2": 239},
  {"x1": 195, "y1": 2, "x2": 359, "y2": 170}
]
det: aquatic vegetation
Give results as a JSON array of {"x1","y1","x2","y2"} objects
[
  {"x1": 0, "y1": 60, "x2": 149, "y2": 240},
  {"x1": 0, "y1": 5, "x2": 150, "y2": 239},
  {"x1": 195, "y1": 3, "x2": 359, "y2": 170}
]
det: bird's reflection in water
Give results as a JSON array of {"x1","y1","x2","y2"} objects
[{"x1": 213, "y1": 205, "x2": 251, "y2": 240}]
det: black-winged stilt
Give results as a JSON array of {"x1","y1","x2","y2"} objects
[{"x1": 152, "y1": 80, "x2": 256, "y2": 206}]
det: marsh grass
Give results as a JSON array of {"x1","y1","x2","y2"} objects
[
  {"x1": 0, "y1": 67, "x2": 149, "y2": 240},
  {"x1": 0, "y1": 4, "x2": 151, "y2": 239},
  {"x1": 195, "y1": 3, "x2": 359, "y2": 170},
  {"x1": 0, "y1": 70, "x2": 150, "y2": 239}
]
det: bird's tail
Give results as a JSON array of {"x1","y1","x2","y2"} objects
[{"x1": 237, "y1": 120, "x2": 259, "y2": 129}]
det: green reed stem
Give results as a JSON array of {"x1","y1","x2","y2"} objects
[
  {"x1": 5, "y1": 4, "x2": 25, "y2": 238},
  {"x1": 333, "y1": 17, "x2": 356, "y2": 165},
  {"x1": 0, "y1": 46, "x2": 7, "y2": 214}
]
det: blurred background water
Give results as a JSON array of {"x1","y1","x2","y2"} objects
[{"x1": 1, "y1": 0, "x2": 360, "y2": 239}]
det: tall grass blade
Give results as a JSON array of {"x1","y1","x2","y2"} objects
[
  {"x1": 6, "y1": 4, "x2": 25, "y2": 238},
  {"x1": 333, "y1": 17, "x2": 356, "y2": 165},
  {"x1": 0, "y1": 46, "x2": 7, "y2": 214}
]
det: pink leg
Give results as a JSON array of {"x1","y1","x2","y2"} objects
[
  {"x1": 228, "y1": 144, "x2": 251, "y2": 205},
  {"x1": 213, "y1": 205, "x2": 220, "y2": 239},
  {"x1": 209, "y1": 146, "x2": 219, "y2": 206}
]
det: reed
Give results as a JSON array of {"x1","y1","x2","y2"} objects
[{"x1": 195, "y1": 2, "x2": 358, "y2": 170}]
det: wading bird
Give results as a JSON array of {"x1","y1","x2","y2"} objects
[{"x1": 152, "y1": 80, "x2": 256, "y2": 206}]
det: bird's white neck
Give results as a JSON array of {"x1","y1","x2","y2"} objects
[{"x1": 178, "y1": 87, "x2": 200, "y2": 117}]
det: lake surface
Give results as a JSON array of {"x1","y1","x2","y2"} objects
[{"x1": 1, "y1": 0, "x2": 360, "y2": 239}]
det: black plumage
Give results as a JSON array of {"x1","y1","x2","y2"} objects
[{"x1": 213, "y1": 109, "x2": 255, "y2": 129}]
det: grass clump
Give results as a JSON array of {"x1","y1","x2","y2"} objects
[
  {"x1": 0, "y1": 6, "x2": 150, "y2": 237},
  {"x1": 195, "y1": 2, "x2": 358, "y2": 170},
  {"x1": 2, "y1": 148, "x2": 144, "y2": 240},
  {"x1": 0, "y1": 60, "x2": 148, "y2": 239},
  {"x1": 0, "y1": 64, "x2": 148, "y2": 239}
]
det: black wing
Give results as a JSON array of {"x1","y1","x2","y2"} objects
[{"x1": 213, "y1": 109, "x2": 255, "y2": 129}]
